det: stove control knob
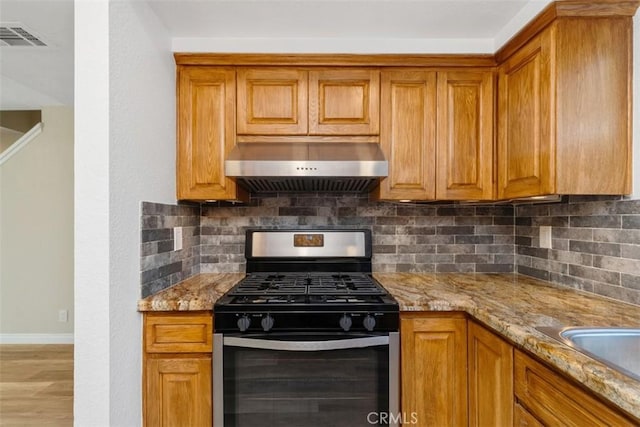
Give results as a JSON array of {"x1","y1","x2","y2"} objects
[
  {"x1": 261, "y1": 314, "x2": 275, "y2": 332},
  {"x1": 339, "y1": 314, "x2": 352, "y2": 332},
  {"x1": 237, "y1": 315, "x2": 251, "y2": 332},
  {"x1": 363, "y1": 315, "x2": 376, "y2": 332}
]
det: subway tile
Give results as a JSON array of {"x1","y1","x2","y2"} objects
[
  {"x1": 494, "y1": 216, "x2": 515, "y2": 225},
  {"x1": 476, "y1": 225, "x2": 514, "y2": 235},
  {"x1": 568, "y1": 264, "x2": 620, "y2": 286},
  {"x1": 436, "y1": 263, "x2": 475, "y2": 273},
  {"x1": 141, "y1": 228, "x2": 171, "y2": 243},
  {"x1": 455, "y1": 254, "x2": 493, "y2": 264},
  {"x1": 415, "y1": 216, "x2": 455, "y2": 226},
  {"x1": 416, "y1": 235, "x2": 456, "y2": 245},
  {"x1": 455, "y1": 235, "x2": 493, "y2": 244},
  {"x1": 593, "y1": 255, "x2": 640, "y2": 275},
  {"x1": 593, "y1": 228, "x2": 640, "y2": 244},
  {"x1": 398, "y1": 244, "x2": 436, "y2": 254},
  {"x1": 279, "y1": 207, "x2": 317, "y2": 216},
  {"x1": 476, "y1": 244, "x2": 513, "y2": 254},
  {"x1": 455, "y1": 216, "x2": 493, "y2": 225},
  {"x1": 437, "y1": 226, "x2": 475, "y2": 235},
  {"x1": 621, "y1": 244, "x2": 640, "y2": 260},
  {"x1": 517, "y1": 246, "x2": 550, "y2": 259},
  {"x1": 436, "y1": 244, "x2": 475, "y2": 254},
  {"x1": 569, "y1": 240, "x2": 620, "y2": 257},
  {"x1": 622, "y1": 216, "x2": 640, "y2": 229},
  {"x1": 373, "y1": 245, "x2": 397, "y2": 254},
  {"x1": 592, "y1": 283, "x2": 640, "y2": 306},
  {"x1": 436, "y1": 207, "x2": 475, "y2": 216},
  {"x1": 621, "y1": 274, "x2": 640, "y2": 291},
  {"x1": 570, "y1": 216, "x2": 621, "y2": 229},
  {"x1": 517, "y1": 265, "x2": 549, "y2": 281},
  {"x1": 476, "y1": 263, "x2": 513, "y2": 273}
]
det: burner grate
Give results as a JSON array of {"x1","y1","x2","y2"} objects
[{"x1": 230, "y1": 272, "x2": 386, "y2": 297}]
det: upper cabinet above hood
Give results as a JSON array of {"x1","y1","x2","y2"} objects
[{"x1": 225, "y1": 142, "x2": 388, "y2": 193}]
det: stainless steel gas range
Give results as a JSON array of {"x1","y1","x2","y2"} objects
[{"x1": 213, "y1": 229, "x2": 400, "y2": 427}]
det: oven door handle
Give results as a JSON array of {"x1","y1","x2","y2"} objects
[{"x1": 223, "y1": 335, "x2": 389, "y2": 351}]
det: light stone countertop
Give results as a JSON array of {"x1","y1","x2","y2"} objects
[{"x1": 137, "y1": 271, "x2": 640, "y2": 420}]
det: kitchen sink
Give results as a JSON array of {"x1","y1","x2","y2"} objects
[{"x1": 536, "y1": 327, "x2": 640, "y2": 381}]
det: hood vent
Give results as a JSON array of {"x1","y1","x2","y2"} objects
[
  {"x1": 0, "y1": 23, "x2": 47, "y2": 47},
  {"x1": 239, "y1": 178, "x2": 377, "y2": 193},
  {"x1": 225, "y1": 142, "x2": 388, "y2": 193}
]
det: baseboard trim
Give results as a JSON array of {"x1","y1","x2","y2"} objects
[{"x1": 0, "y1": 333, "x2": 74, "y2": 344}]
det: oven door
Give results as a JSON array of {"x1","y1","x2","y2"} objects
[{"x1": 213, "y1": 332, "x2": 399, "y2": 427}]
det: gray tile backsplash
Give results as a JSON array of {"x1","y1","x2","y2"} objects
[
  {"x1": 140, "y1": 202, "x2": 200, "y2": 297},
  {"x1": 199, "y1": 194, "x2": 515, "y2": 274},
  {"x1": 140, "y1": 194, "x2": 640, "y2": 306},
  {"x1": 515, "y1": 196, "x2": 640, "y2": 305}
]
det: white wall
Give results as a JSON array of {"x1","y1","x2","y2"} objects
[
  {"x1": 74, "y1": 0, "x2": 175, "y2": 425},
  {"x1": 0, "y1": 106, "x2": 74, "y2": 343}
]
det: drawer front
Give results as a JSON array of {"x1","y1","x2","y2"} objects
[
  {"x1": 145, "y1": 313, "x2": 212, "y2": 353},
  {"x1": 514, "y1": 350, "x2": 635, "y2": 426}
]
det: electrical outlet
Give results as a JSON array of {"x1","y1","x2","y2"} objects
[
  {"x1": 58, "y1": 309, "x2": 68, "y2": 322},
  {"x1": 174, "y1": 227, "x2": 183, "y2": 251},
  {"x1": 539, "y1": 226, "x2": 552, "y2": 249}
]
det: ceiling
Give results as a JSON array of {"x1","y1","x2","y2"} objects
[{"x1": 0, "y1": 0, "x2": 552, "y2": 110}]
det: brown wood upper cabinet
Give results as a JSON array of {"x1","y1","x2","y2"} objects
[
  {"x1": 375, "y1": 70, "x2": 494, "y2": 201},
  {"x1": 237, "y1": 68, "x2": 380, "y2": 137},
  {"x1": 497, "y1": 17, "x2": 633, "y2": 199},
  {"x1": 437, "y1": 71, "x2": 494, "y2": 200},
  {"x1": 176, "y1": 66, "x2": 248, "y2": 202},
  {"x1": 237, "y1": 68, "x2": 308, "y2": 135}
]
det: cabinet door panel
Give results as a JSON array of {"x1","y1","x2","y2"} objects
[
  {"x1": 375, "y1": 71, "x2": 436, "y2": 200},
  {"x1": 401, "y1": 315, "x2": 467, "y2": 427},
  {"x1": 237, "y1": 68, "x2": 308, "y2": 135},
  {"x1": 309, "y1": 69, "x2": 380, "y2": 135},
  {"x1": 146, "y1": 357, "x2": 212, "y2": 427},
  {"x1": 514, "y1": 350, "x2": 636, "y2": 426},
  {"x1": 468, "y1": 321, "x2": 513, "y2": 427},
  {"x1": 177, "y1": 66, "x2": 247, "y2": 201},
  {"x1": 437, "y1": 71, "x2": 494, "y2": 200},
  {"x1": 498, "y1": 29, "x2": 554, "y2": 199}
]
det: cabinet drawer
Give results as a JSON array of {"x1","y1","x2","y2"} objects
[
  {"x1": 145, "y1": 313, "x2": 212, "y2": 353},
  {"x1": 514, "y1": 350, "x2": 635, "y2": 426}
]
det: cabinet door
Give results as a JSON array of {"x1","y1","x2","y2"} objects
[
  {"x1": 514, "y1": 403, "x2": 543, "y2": 427},
  {"x1": 237, "y1": 68, "x2": 308, "y2": 135},
  {"x1": 177, "y1": 66, "x2": 248, "y2": 202},
  {"x1": 467, "y1": 321, "x2": 514, "y2": 427},
  {"x1": 309, "y1": 69, "x2": 380, "y2": 135},
  {"x1": 401, "y1": 314, "x2": 467, "y2": 427},
  {"x1": 514, "y1": 350, "x2": 636, "y2": 426},
  {"x1": 375, "y1": 70, "x2": 436, "y2": 200},
  {"x1": 437, "y1": 71, "x2": 494, "y2": 200},
  {"x1": 146, "y1": 357, "x2": 212, "y2": 427},
  {"x1": 497, "y1": 29, "x2": 554, "y2": 199}
]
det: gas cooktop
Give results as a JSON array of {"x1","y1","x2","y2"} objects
[{"x1": 214, "y1": 229, "x2": 399, "y2": 333}]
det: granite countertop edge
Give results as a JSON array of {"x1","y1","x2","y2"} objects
[{"x1": 137, "y1": 271, "x2": 640, "y2": 420}]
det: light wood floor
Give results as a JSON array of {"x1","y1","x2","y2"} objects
[{"x1": 0, "y1": 345, "x2": 73, "y2": 426}]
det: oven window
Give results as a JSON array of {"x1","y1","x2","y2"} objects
[{"x1": 222, "y1": 335, "x2": 390, "y2": 426}]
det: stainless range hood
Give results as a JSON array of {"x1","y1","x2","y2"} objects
[{"x1": 225, "y1": 142, "x2": 388, "y2": 193}]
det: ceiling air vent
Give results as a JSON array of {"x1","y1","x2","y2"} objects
[{"x1": 0, "y1": 23, "x2": 47, "y2": 47}]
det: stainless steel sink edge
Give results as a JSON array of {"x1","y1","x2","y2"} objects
[{"x1": 535, "y1": 326, "x2": 640, "y2": 382}]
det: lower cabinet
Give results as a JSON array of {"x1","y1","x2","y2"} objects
[
  {"x1": 514, "y1": 349, "x2": 637, "y2": 426},
  {"x1": 400, "y1": 313, "x2": 468, "y2": 427},
  {"x1": 143, "y1": 312, "x2": 213, "y2": 427},
  {"x1": 402, "y1": 314, "x2": 637, "y2": 427},
  {"x1": 467, "y1": 321, "x2": 514, "y2": 427}
]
